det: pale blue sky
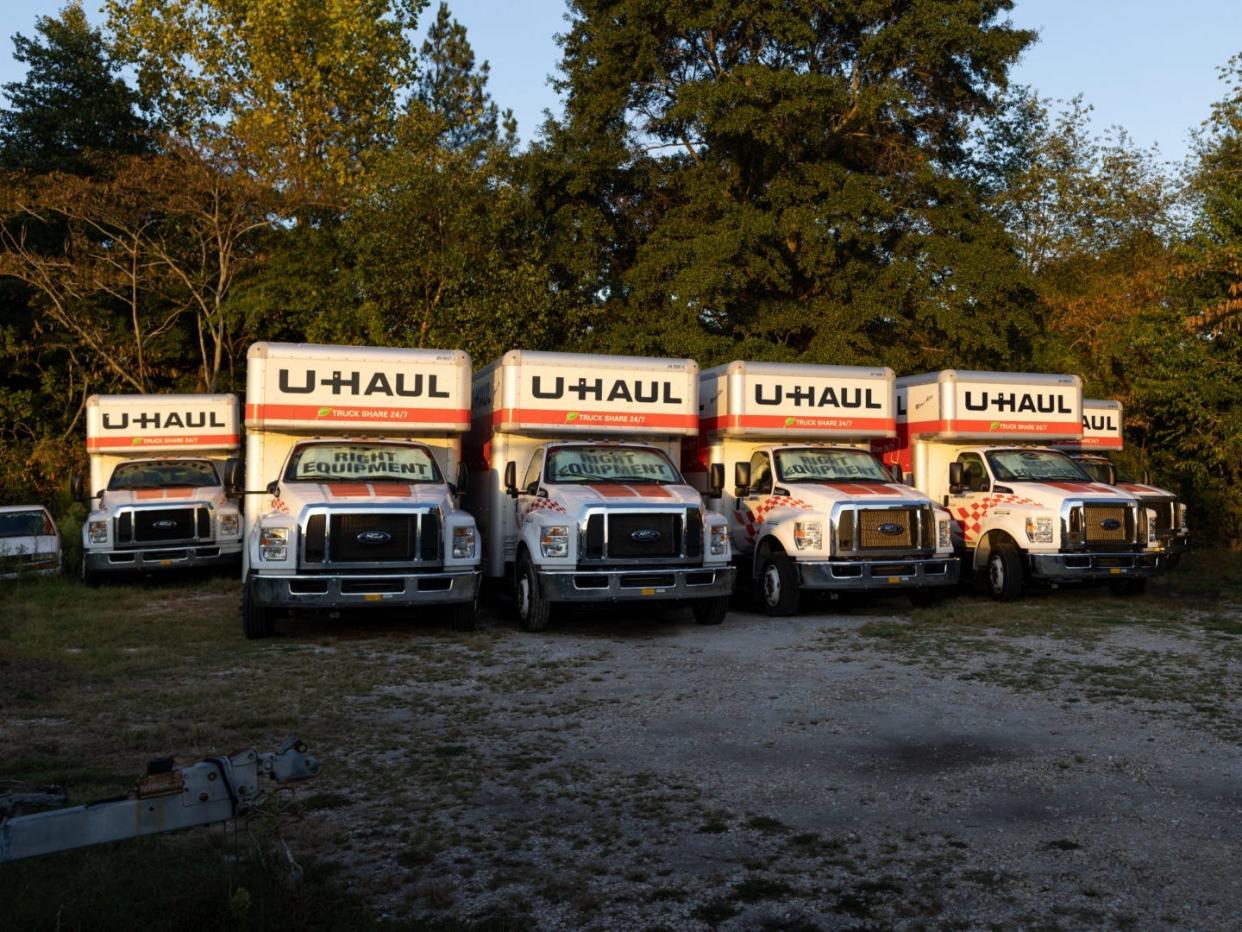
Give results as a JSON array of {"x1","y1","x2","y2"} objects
[{"x1": 1, "y1": 1, "x2": 1237, "y2": 164}]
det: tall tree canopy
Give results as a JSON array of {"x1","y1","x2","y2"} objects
[
  {"x1": 105, "y1": 0, "x2": 426, "y2": 206},
  {"x1": 534, "y1": 0, "x2": 1038, "y2": 368},
  {"x1": 0, "y1": 3, "x2": 146, "y2": 173}
]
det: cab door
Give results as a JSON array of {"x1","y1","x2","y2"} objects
[
  {"x1": 515, "y1": 447, "x2": 545, "y2": 532},
  {"x1": 732, "y1": 450, "x2": 774, "y2": 553},
  {"x1": 947, "y1": 451, "x2": 991, "y2": 547}
]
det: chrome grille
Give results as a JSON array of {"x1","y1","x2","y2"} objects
[
  {"x1": 579, "y1": 509, "x2": 700, "y2": 563},
  {"x1": 859, "y1": 509, "x2": 915, "y2": 549},
  {"x1": 1084, "y1": 505, "x2": 1130, "y2": 543},
  {"x1": 301, "y1": 510, "x2": 439, "y2": 566}
]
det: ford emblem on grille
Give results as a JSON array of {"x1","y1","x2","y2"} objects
[
  {"x1": 878, "y1": 522, "x2": 903, "y2": 536},
  {"x1": 357, "y1": 530, "x2": 393, "y2": 545},
  {"x1": 153, "y1": 519, "x2": 178, "y2": 530},
  {"x1": 1100, "y1": 518, "x2": 1122, "y2": 531},
  {"x1": 631, "y1": 528, "x2": 662, "y2": 543}
]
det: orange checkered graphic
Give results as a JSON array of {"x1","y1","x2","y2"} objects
[
  {"x1": 524, "y1": 498, "x2": 567, "y2": 517},
  {"x1": 952, "y1": 493, "x2": 1043, "y2": 544},
  {"x1": 735, "y1": 494, "x2": 814, "y2": 545}
]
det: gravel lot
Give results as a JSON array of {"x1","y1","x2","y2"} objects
[{"x1": 3, "y1": 569, "x2": 1241, "y2": 930}]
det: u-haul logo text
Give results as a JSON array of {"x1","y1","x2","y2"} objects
[
  {"x1": 1084, "y1": 414, "x2": 1118, "y2": 431},
  {"x1": 755, "y1": 384, "x2": 882, "y2": 410},
  {"x1": 278, "y1": 368, "x2": 449, "y2": 398},
  {"x1": 531, "y1": 376, "x2": 683, "y2": 405},
  {"x1": 964, "y1": 391, "x2": 1074, "y2": 415},
  {"x1": 102, "y1": 411, "x2": 228, "y2": 431}
]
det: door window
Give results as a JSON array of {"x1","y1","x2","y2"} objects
[
  {"x1": 956, "y1": 452, "x2": 989, "y2": 493},
  {"x1": 521, "y1": 448, "x2": 544, "y2": 494},
  {"x1": 749, "y1": 452, "x2": 773, "y2": 495}
]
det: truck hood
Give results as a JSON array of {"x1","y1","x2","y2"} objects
[
  {"x1": 765, "y1": 481, "x2": 932, "y2": 510},
  {"x1": 1118, "y1": 481, "x2": 1175, "y2": 503},
  {"x1": 267, "y1": 480, "x2": 451, "y2": 519},
  {"x1": 996, "y1": 480, "x2": 1136, "y2": 509},
  {"x1": 95, "y1": 485, "x2": 226, "y2": 511},
  {"x1": 542, "y1": 482, "x2": 703, "y2": 514}
]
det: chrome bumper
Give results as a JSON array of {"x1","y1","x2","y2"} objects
[
  {"x1": 251, "y1": 569, "x2": 481, "y2": 609},
  {"x1": 538, "y1": 565, "x2": 734, "y2": 602},
  {"x1": 796, "y1": 556, "x2": 959, "y2": 590},
  {"x1": 86, "y1": 544, "x2": 241, "y2": 572},
  {"x1": 1028, "y1": 550, "x2": 1161, "y2": 581}
]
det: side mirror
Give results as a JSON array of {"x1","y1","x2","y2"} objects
[
  {"x1": 223, "y1": 459, "x2": 241, "y2": 494},
  {"x1": 734, "y1": 461, "x2": 751, "y2": 497},
  {"x1": 889, "y1": 463, "x2": 904, "y2": 484},
  {"x1": 454, "y1": 462, "x2": 469, "y2": 496},
  {"x1": 708, "y1": 463, "x2": 725, "y2": 499},
  {"x1": 1142, "y1": 468, "x2": 1151, "y2": 484},
  {"x1": 504, "y1": 461, "x2": 518, "y2": 498},
  {"x1": 265, "y1": 479, "x2": 280, "y2": 497},
  {"x1": 948, "y1": 461, "x2": 964, "y2": 494},
  {"x1": 70, "y1": 474, "x2": 83, "y2": 500},
  {"x1": 1106, "y1": 464, "x2": 1118, "y2": 486}
]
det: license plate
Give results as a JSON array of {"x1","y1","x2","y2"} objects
[
  {"x1": 887, "y1": 576, "x2": 901, "y2": 584},
  {"x1": 641, "y1": 588, "x2": 657, "y2": 596},
  {"x1": 160, "y1": 560, "x2": 172, "y2": 567},
  {"x1": 364, "y1": 593, "x2": 383, "y2": 602},
  {"x1": 1109, "y1": 567, "x2": 1122, "y2": 575}
]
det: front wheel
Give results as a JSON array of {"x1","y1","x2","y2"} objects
[
  {"x1": 691, "y1": 595, "x2": 729, "y2": 626},
  {"x1": 516, "y1": 555, "x2": 551, "y2": 632},
  {"x1": 242, "y1": 575, "x2": 274, "y2": 639},
  {"x1": 758, "y1": 552, "x2": 800, "y2": 617},
  {"x1": 986, "y1": 540, "x2": 1023, "y2": 602}
]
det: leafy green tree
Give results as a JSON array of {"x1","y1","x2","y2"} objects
[
  {"x1": 0, "y1": 3, "x2": 146, "y2": 174},
  {"x1": 106, "y1": 0, "x2": 426, "y2": 207},
  {"x1": 416, "y1": 2, "x2": 514, "y2": 151},
  {"x1": 532, "y1": 0, "x2": 1038, "y2": 368}
]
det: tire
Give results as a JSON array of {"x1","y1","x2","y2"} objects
[
  {"x1": 515, "y1": 554, "x2": 551, "y2": 632},
  {"x1": 1109, "y1": 577, "x2": 1148, "y2": 597},
  {"x1": 450, "y1": 598, "x2": 479, "y2": 631},
  {"x1": 985, "y1": 539, "x2": 1023, "y2": 602},
  {"x1": 80, "y1": 553, "x2": 99, "y2": 588},
  {"x1": 758, "y1": 551, "x2": 800, "y2": 617},
  {"x1": 242, "y1": 575, "x2": 274, "y2": 639},
  {"x1": 691, "y1": 595, "x2": 729, "y2": 626}
]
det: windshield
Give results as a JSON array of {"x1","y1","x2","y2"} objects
[
  {"x1": 775, "y1": 448, "x2": 893, "y2": 483},
  {"x1": 0, "y1": 511, "x2": 53, "y2": 538},
  {"x1": 544, "y1": 445, "x2": 682, "y2": 484},
  {"x1": 1076, "y1": 460, "x2": 1113, "y2": 484},
  {"x1": 109, "y1": 460, "x2": 220, "y2": 490},
  {"x1": 986, "y1": 449, "x2": 1092, "y2": 483},
  {"x1": 284, "y1": 442, "x2": 442, "y2": 483}
]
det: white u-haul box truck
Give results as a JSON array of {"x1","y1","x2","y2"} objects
[
  {"x1": 466, "y1": 351, "x2": 734, "y2": 631},
  {"x1": 1055, "y1": 399, "x2": 1189, "y2": 566},
  {"x1": 80, "y1": 394, "x2": 242, "y2": 581},
  {"x1": 876, "y1": 370, "x2": 1160, "y2": 600},
  {"x1": 242, "y1": 343, "x2": 481, "y2": 638},
  {"x1": 685, "y1": 361, "x2": 958, "y2": 615}
]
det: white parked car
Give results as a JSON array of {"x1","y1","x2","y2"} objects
[{"x1": 0, "y1": 505, "x2": 62, "y2": 578}]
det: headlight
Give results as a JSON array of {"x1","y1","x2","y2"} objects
[
  {"x1": 1145, "y1": 509, "x2": 1157, "y2": 544},
  {"x1": 218, "y1": 513, "x2": 240, "y2": 536},
  {"x1": 540, "y1": 525, "x2": 569, "y2": 558},
  {"x1": 1178, "y1": 503, "x2": 1188, "y2": 531},
  {"x1": 710, "y1": 524, "x2": 728, "y2": 556},
  {"x1": 937, "y1": 519, "x2": 952, "y2": 550},
  {"x1": 793, "y1": 521, "x2": 822, "y2": 551},
  {"x1": 1025, "y1": 516, "x2": 1054, "y2": 544},
  {"x1": 88, "y1": 520, "x2": 108, "y2": 544},
  {"x1": 452, "y1": 525, "x2": 476, "y2": 558},
  {"x1": 259, "y1": 527, "x2": 289, "y2": 561}
]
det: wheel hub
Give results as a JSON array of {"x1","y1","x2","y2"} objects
[
  {"x1": 989, "y1": 554, "x2": 1004, "y2": 592},
  {"x1": 517, "y1": 572, "x2": 530, "y2": 620},
  {"x1": 763, "y1": 564, "x2": 781, "y2": 606}
]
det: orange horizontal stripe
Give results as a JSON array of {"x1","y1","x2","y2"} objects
[
  {"x1": 246, "y1": 403, "x2": 468, "y2": 426},
  {"x1": 702, "y1": 414, "x2": 894, "y2": 433},
  {"x1": 87, "y1": 433, "x2": 238, "y2": 450},
  {"x1": 901, "y1": 418, "x2": 1081, "y2": 437},
  {"x1": 492, "y1": 408, "x2": 696, "y2": 429}
]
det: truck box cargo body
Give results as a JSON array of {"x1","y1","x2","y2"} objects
[
  {"x1": 466, "y1": 351, "x2": 734, "y2": 630},
  {"x1": 242, "y1": 343, "x2": 481, "y2": 638},
  {"x1": 82, "y1": 394, "x2": 242, "y2": 578},
  {"x1": 1055, "y1": 399, "x2": 1188, "y2": 561},
  {"x1": 876, "y1": 371, "x2": 1160, "y2": 600},
  {"x1": 687, "y1": 361, "x2": 958, "y2": 615}
]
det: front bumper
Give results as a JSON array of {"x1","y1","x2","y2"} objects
[
  {"x1": 1028, "y1": 550, "x2": 1161, "y2": 582},
  {"x1": 251, "y1": 568, "x2": 481, "y2": 609},
  {"x1": 0, "y1": 560, "x2": 61, "y2": 580},
  {"x1": 538, "y1": 565, "x2": 734, "y2": 603},
  {"x1": 85, "y1": 543, "x2": 241, "y2": 573},
  {"x1": 796, "y1": 556, "x2": 959, "y2": 591}
]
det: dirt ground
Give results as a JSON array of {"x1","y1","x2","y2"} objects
[{"x1": 3, "y1": 561, "x2": 1242, "y2": 930}]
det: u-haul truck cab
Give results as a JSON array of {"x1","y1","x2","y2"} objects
[
  {"x1": 81, "y1": 394, "x2": 242, "y2": 582},
  {"x1": 466, "y1": 351, "x2": 735, "y2": 631},
  {"x1": 687, "y1": 361, "x2": 958, "y2": 615},
  {"x1": 1055, "y1": 399, "x2": 1189, "y2": 567},
  {"x1": 242, "y1": 343, "x2": 482, "y2": 639},
  {"x1": 878, "y1": 370, "x2": 1160, "y2": 600}
]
